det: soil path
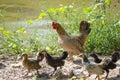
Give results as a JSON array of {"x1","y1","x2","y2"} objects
[{"x1": 0, "y1": 55, "x2": 120, "y2": 80}]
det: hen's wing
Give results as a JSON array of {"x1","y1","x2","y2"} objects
[{"x1": 59, "y1": 35, "x2": 84, "y2": 54}]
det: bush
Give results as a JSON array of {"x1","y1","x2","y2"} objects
[
  {"x1": 35, "y1": 1, "x2": 120, "y2": 54},
  {"x1": 0, "y1": 27, "x2": 43, "y2": 54}
]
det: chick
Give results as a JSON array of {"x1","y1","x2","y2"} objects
[
  {"x1": 90, "y1": 52, "x2": 102, "y2": 63},
  {"x1": 37, "y1": 51, "x2": 44, "y2": 61},
  {"x1": 102, "y1": 58, "x2": 117, "y2": 80},
  {"x1": 111, "y1": 51, "x2": 120, "y2": 76},
  {"x1": 90, "y1": 52, "x2": 119, "y2": 79},
  {"x1": 21, "y1": 54, "x2": 42, "y2": 75},
  {"x1": 41, "y1": 51, "x2": 68, "y2": 74},
  {"x1": 90, "y1": 51, "x2": 120, "y2": 63},
  {"x1": 83, "y1": 54, "x2": 104, "y2": 80},
  {"x1": 111, "y1": 51, "x2": 120, "y2": 63}
]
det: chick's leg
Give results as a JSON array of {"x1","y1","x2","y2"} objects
[
  {"x1": 36, "y1": 69, "x2": 39, "y2": 75},
  {"x1": 105, "y1": 70, "x2": 109, "y2": 80},
  {"x1": 50, "y1": 67, "x2": 57, "y2": 76},
  {"x1": 117, "y1": 69, "x2": 120, "y2": 77},
  {"x1": 97, "y1": 75, "x2": 101, "y2": 80},
  {"x1": 53, "y1": 67, "x2": 57, "y2": 73},
  {"x1": 60, "y1": 66, "x2": 62, "y2": 69},
  {"x1": 25, "y1": 69, "x2": 30, "y2": 76}
]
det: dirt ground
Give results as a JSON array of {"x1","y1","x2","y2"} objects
[{"x1": 0, "y1": 54, "x2": 120, "y2": 80}]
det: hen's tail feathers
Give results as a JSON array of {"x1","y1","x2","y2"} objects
[
  {"x1": 59, "y1": 51, "x2": 68, "y2": 61},
  {"x1": 79, "y1": 20, "x2": 90, "y2": 32},
  {"x1": 111, "y1": 51, "x2": 120, "y2": 63}
]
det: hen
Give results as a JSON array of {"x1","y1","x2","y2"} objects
[
  {"x1": 52, "y1": 21, "x2": 91, "y2": 60},
  {"x1": 21, "y1": 53, "x2": 43, "y2": 75},
  {"x1": 41, "y1": 51, "x2": 68, "y2": 74}
]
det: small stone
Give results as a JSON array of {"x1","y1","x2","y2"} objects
[
  {"x1": 52, "y1": 69, "x2": 64, "y2": 79},
  {"x1": 10, "y1": 63, "x2": 21, "y2": 68}
]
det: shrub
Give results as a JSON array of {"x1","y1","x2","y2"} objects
[{"x1": 35, "y1": 1, "x2": 120, "y2": 54}]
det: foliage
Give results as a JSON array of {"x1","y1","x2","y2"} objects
[
  {"x1": 35, "y1": 1, "x2": 120, "y2": 54},
  {"x1": 0, "y1": 27, "x2": 43, "y2": 54},
  {"x1": 0, "y1": 10, "x2": 4, "y2": 17},
  {"x1": 83, "y1": 2, "x2": 120, "y2": 54}
]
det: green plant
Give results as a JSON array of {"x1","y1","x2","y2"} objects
[
  {"x1": 0, "y1": 27, "x2": 27, "y2": 54},
  {"x1": 83, "y1": 2, "x2": 120, "y2": 54},
  {"x1": 34, "y1": 2, "x2": 120, "y2": 54}
]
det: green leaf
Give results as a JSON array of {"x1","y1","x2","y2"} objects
[
  {"x1": 0, "y1": 27, "x2": 4, "y2": 31},
  {"x1": 25, "y1": 20, "x2": 33, "y2": 25},
  {"x1": 47, "y1": 8, "x2": 56, "y2": 13},
  {"x1": 0, "y1": 10, "x2": 3, "y2": 17},
  {"x1": 84, "y1": 7, "x2": 92, "y2": 13},
  {"x1": 36, "y1": 12, "x2": 46, "y2": 21},
  {"x1": 46, "y1": 46, "x2": 52, "y2": 52},
  {"x1": 105, "y1": 0, "x2": 111, "y2": 5},
  {"x1": 3, "y1": 30, "x2": 10, "y2": 36}
]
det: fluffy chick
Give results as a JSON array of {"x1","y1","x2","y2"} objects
[
  {"x1": 90, "y1": 52, "x2": 119, "y2": 79},
  {"x1": 83, "y1": 54, "x2": 104, "y2": 80},
  {"x1": 102, "y1": 58, "x2": 117, "y2": 80},
  {"x1": 111, "y1": 51, "x2": 120, "y2": 63},
  {"x1": 21, "y1": 54, "x2": 42, "y2": 75},
  {"x1": 37, "y1": 51, "x2": 44, "y2": 61},
  {"x1": 90, "y1": 52, "x2": 102, "y2": 63},
  {"x1": 111, "y1": 51, "x2": 120, "y2": 76},
  {"x1": 41, "y1": 51, "x2": 68, "y2": 74}
]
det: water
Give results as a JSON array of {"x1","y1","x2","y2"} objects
[{"x1": 0, "y1": 20, "x2": 51, "y2": 27}]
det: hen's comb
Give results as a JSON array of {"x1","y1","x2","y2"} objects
[{"x1": 52, "y1": 21, "x2": 56, "y2": 26}]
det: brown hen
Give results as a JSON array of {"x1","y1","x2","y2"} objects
[{"x1": 52, "y1": 21, "x2": 91, "y2": 60}]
